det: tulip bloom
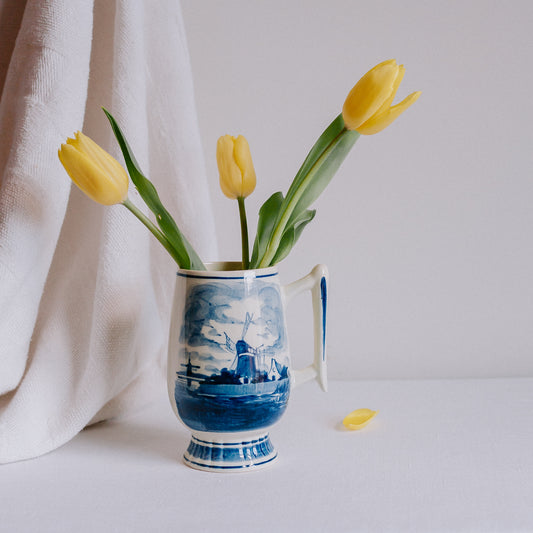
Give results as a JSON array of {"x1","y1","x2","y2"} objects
[
  {"x1": 216, "y1": 134, "x2": 256, "y2": 199},
  {"x1": 216, "y1": 134, "x2": 256, "y2": 269},
  {"x1": 58, "y1": 132, "x2": 129, "y2": 205},
  {"x1": 342, "y1": 59, "x2": 421, "y2": 135},
  {"x1": 59, "y1": 128, "x2": 204, "y2": 269}
]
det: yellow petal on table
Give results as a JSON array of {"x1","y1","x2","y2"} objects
[{"x1": 343, "y1": 408, "x2": 378, "y2": 430}]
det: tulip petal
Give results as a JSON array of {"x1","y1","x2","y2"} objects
[
  {"x1": 217, "y1": 135, "x2": 243, "y2": 199},
  {"x1": 58, "y1": 144, "x2": 127, "y2": 205},
  {"x1": 342, "y1": 59, "x2": 399, "y2": 130},
  {"x1": 74, "y1": 132, "x2": 129, "y2": 189},
  {"x1": 356, "y1": 91, "x2": 421, "y2": 135},
  {"x1": 343, "y1": 408, "x2": 378, "y2": 430},
  {"x1": 233, "y1": 135, "x2": 256, "y2": 198},
  {"x1": 373, "y1": 64, "x2": 405, "y2": 117}
]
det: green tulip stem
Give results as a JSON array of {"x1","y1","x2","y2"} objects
[
  {"x1": 122, "y1": 198, "x2": 181, "y2": 265},
  {"x1": 238, "y1": 196, "x2": 250, "y2": 270}
]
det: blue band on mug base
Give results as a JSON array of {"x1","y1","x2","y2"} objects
[{"x1": 183, "y1": 433, "x2": 277, "y2": 472}]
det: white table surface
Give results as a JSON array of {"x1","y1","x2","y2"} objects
[{"x1": 1, "y1": 378, "x2": 532, "y2": 533}]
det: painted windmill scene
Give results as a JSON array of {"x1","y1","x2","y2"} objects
[{"x1": 174, "y1": 280, "x2": 291, "y2": 432}]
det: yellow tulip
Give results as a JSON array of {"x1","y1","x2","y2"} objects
[
  {"x1": 342, "y1": 59, "x2": 421, "y2": 135},
  {"x1": 216, "y1": 134, "x2": 256, "y2": 199},
  {"x1": 58, "y1": 131, "x2": 129, "y2": 205}
]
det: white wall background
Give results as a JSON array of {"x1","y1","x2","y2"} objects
[{"x1": 181, "y1": 0, "x2": 533, "y2": 380}]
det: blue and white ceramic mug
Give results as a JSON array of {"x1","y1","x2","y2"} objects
[{"x1": 167, "y1": 262, "x2": 328, "y2": 472}]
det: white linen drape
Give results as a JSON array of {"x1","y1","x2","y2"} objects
[{"x1": 0, "y1": 0, "x2": 216, "y2": 463}]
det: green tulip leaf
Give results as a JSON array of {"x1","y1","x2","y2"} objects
[
  {"x1": 250, "y1": 191, "x2": 284, "y2": 269},
  {"x1": 103, "y1": 108, "x2": 205, "y2": 270},
  {"x1": 286, "y1": 128, "x2": 359, "y2": 229},
  {"x1": 284, "y1": 114, "x2": 346, "y2": 204},
  {"x1": 257, "y1": 114, "x2": 359, "y2": 267},
  {"x1": 270, "y1": 227, "x2": 295, "y2": 267},
  {"x1": 270, "y1": 208, "x2": 316, "y2": 266}
]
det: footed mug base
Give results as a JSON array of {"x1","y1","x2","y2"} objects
[{"x1": 183, "y1": 431, "x2": 277, "y2": 472}]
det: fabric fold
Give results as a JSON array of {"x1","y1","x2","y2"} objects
[{"x1": 0, "y1": 0, "x2": 216, "y2": 463}]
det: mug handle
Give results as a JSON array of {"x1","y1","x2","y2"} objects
[{"x1": 282, "y1": 264, "x2": 328, "y2": 392}]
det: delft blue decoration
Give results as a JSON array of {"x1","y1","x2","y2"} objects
[
  {"x1": 184, "y1": 435, "x2": 277, "y2": 471},
  {"x1": 168, "y1": 264, "x2": 328, "y2": 472},
  {"x1": 321, "y1": 276, "x2": 327, "y2": 361},
  {"x1": 173, "y1": 272, "x2": 290, "y2": 470}
]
